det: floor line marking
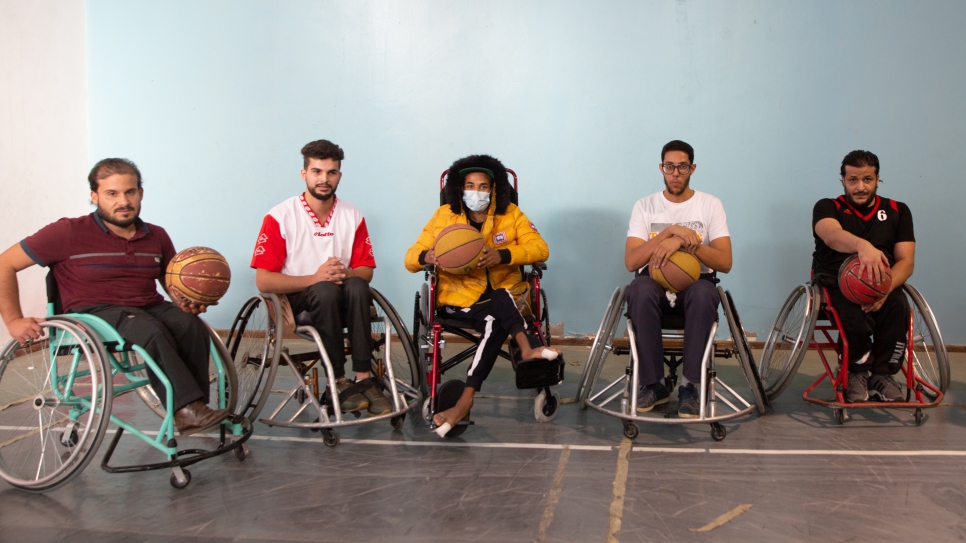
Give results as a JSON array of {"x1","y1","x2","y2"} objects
[
  {"x1": 535, "y1": 445, "x2": 571, "y2": 543},
  {"x1": 632, "y1": 446, "x2": 966, "y2": 457},
  {"x1": 606, "y1": 438, "x2": 632, "y2": 543},
  {"x1": 689, "y1": 503, "x2": 753, "y2": 532}
]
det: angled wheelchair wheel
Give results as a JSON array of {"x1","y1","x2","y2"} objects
[
  {"x1": 133, "y1": 321, "x2": 238, "y2": 420},
  {"x1": 412, "y1": 283, "x2": 431, "y2": 396},
  {"x1": 903, "y1": 285, "x2": 949, "y2": 396},
  {"x1": 0, "y1": 318, "x2": 113, "y2": 492},
  {"x1": 760, "y1": 283, "x2": 819, "y2": 401},
  {"x1": 225, "y1": 293, "x2": 282, "y2": 422},
  {"x1": 718, "y1": 287, "x2": 767, "y2": 413},
  {"x1": 578, "y1": 286, "x2": 626, "y2": 409},
  {"x1": 370, "y1": 288, "x2": 422, "y2": 406}
]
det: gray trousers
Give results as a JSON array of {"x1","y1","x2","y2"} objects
[
  {"x1": 625, "y1": 275, "x2": 719, "y2": 386},
  {"x1": 75, "y1": 302, "x2": 209, "y2": 411},
  {"x1": 287, "y1": 276, "x2": 372, "y2": 379}
]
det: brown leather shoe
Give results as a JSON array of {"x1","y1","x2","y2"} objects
[{"x1": 174, "y1": 400, "x2": 229, "y2": 436}]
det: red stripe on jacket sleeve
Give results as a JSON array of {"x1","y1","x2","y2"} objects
[
  {"x1": 349, "y1": 218, "x2": 377, "y2": 269},
  {"x1": 250, "y1": 215, "x2": 286, "y2": 272}
]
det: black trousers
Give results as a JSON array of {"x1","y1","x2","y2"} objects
[
  {"x1": 287, "y1": 276, "x2": 372, "y2": 379},
  {"x1": 625, "y1": 275, "x2": 719, "y2": 386},
  {"x1": 444, "y1": 288, "x2": 528, "y2": 391},
  {"x1": 825, "y1": 286, "x2": 909, "y2": 376},
  {"x1": 75, "y1": 302, "x2": 209, "y2": 411}
]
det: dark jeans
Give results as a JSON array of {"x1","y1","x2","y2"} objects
[
  {"x1": 74, "y1": 302, "x2": 209, "y2": 411},
  {"x1": 442, "y1": 288, "x2": 528, "y2": 391},
  {"x1": 624, "y1": 275, "x2": 719, "y2": 386},
  {"x1": 825, "y1": 286, "x2": 909, "y2": 375},
  {"x1": 287, "y1": 276, "x2": 372, "y2": 379}
]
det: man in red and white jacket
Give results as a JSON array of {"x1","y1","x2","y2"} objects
[{"x1": 250, "y1": 139, "x2": 390, "y2": 415}]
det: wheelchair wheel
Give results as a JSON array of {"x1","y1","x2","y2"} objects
[
  {"x1": 370, "y1": 288, "x2": 422, "y2": 406},
  {"x1": 133, "y1": 321, "x2": 239, "y2": 421},
  {"x1": 578, "y1": 286, "x2": 626, "y2": 409},
  {"x1": 533, "y1": 388, "x2": 559, "y2": 422},
  {"x1": 225, "y1": 293, "x2": 282, "y2": 422},
  {"x1": 412, "y1": 283, "x2": 431, "y2": 395},
  {"x1": 0, "y1": 319, "x2": 113, "y2": 492},
  {"x1": 760, "y1": 283, "x2": 819, "y2": 401},
  {"x1": 718, "y1": 287, "x2": 767, "y2": 413},
  {"x1": 903, "y1": 285, "x2": 949, "y2": 396}
]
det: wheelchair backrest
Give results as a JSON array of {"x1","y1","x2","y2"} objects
[
  {"x1": 46, "y1": 270, "x2": 63, "y2": 316},
  {"x1": 439, "y1": 168, "x2": 519, "y2": 206}
]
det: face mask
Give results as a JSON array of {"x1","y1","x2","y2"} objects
[{"x1": 463, "y1": 190, "x2": 490, "y2": 212}]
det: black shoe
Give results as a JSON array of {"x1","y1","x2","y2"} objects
[
  {"x1": 636, "y1": 382, "x2": 670, "y2": 412},
  {"x1": 846, "y1": 371, "x2": 869, "y2": 403},
  {"x1": 336, "y1": 377, "x2": 369, "y2": 413},
  {"x1": 175, "y1": 400, "x2": 229, "y2": 436},
  {"x1": 677, "y1": 383, "x2": 700, "y2": 419},
  {"x1": 868, "y1": 374, "x2": 904, "y2": 402}
]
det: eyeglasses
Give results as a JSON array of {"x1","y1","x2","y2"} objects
[{"x1": 661, "y1": 163, "x2": 693, "y2": 174}]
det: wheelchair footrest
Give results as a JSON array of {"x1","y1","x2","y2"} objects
[{"x1": 513, "y1": 356, "x2": 565, "y2": 389}]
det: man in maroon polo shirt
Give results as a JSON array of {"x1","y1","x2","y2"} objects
[{"x1": 0, "y1": 158, "x2": 228, "y2": 436}]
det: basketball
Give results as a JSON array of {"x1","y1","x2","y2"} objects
[
  {"x1": 650, "y1": 251, "x2": 701, "y2": 293},
  {"x1": 434, "y1": 224, "x2": 485, "y2": 275},
  {"x1": 838, "y1": 254, "x2": 892, "y2": 305},
  {"x1": 165, "y1": 246, "x2": 232, "y2": 306}
]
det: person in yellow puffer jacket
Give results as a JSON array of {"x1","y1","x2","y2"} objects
[{"x1": 405, "y1": 154, "x2": 560, "y2": 436}]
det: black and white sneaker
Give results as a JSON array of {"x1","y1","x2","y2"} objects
[
  {"x1": 868, "y1": 374, "x2": 904, "y2": 402},
  {"x1": 846, "y1": 372, "x2": 869, "y2": 403}
]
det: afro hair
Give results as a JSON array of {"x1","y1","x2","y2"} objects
[{"x1": 443, "y1": 154, "x2": 513, "y2": 216}]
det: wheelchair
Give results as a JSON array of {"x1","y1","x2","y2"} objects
[
  {"x1": 576, "y1": 282, "x2": 767, "y2": 441},
  {"x1": 759, "y1": 282, "x2": 948, "y2": 425},
  {"x1": 225, "y1": 288, "x2": 422, "y2": 447},
  {"x1": 0, "y1": 273, "x2": 252, "y2": 492},
  {"x1": 412, "y1": 168, "x2": 563, "y2": 438}
]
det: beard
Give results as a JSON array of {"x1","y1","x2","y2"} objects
[
  {"x1": 844, "y1": 186, "x2": 877, "y2": 208},
  {"x1": 664, "y1": 176, "x2": 691, "y2": 196},
  {"x1": 308, "y1": 184, "x2": 336, "y2": 201},
  {"x1": 96, "y1": 203, "x2": 139, "y2": 227}
]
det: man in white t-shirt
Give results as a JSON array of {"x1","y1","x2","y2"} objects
[
  {"x1": 624, "y1": 140, "x2": 733, "y2": 417},
  {"x1": 250, "y1": 139, "x2": 390, "y2": 416}
]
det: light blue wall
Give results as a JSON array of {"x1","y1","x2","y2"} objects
[{"x1": 87, "y1": 1, "x2": 966, "y2": 340}]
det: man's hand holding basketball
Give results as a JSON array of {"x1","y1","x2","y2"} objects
[
  {"x1": 168, "y1": 286, "x2": 207, "y2": 315},
  {"x1": 649, "y1": 236, "x2": 683, "y2": 269},
  {"x1": 857, "y1": 242, "x2": 890, "y2": 285},
  {"x1": 666, "y1": 225, "x2": 701, "y2": 251},
  {"x1": 314, "y1": 257, "x2": 347, "y2": 285}
]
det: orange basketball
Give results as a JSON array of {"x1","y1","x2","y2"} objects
[
  {"x1": 838, "y1": 254, "x2": 891, "y2": 305},
  {"x1": 650, "y1": 251, "x2": 701, "y2": 293},
  {"x1": 165, "y1": 246, "x2": 231, "y2": 305},
  {"x1": 434, "y1": 224, "x2": 485, "y2": 275}
]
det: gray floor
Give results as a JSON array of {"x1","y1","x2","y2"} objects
[{"x1": 2, "y1": 344, "x2": 966, "y2": 543}]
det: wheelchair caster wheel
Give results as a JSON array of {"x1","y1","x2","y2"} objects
[
  {"x1": 834, "y1": 408, "x2": 846, "y2": 425},
  {"x1": 295, "y1": 388, "x2": 306, "y2": 405},
  {"x1": 170, "y1": 468, "x2": 191, "y2": 489},
  {"x1": 322, "y1": 429, "x2": 340, "y2": 447},
  {"x1": 234, "y1": 443, "x2": 249, "y2": 461},
  {"x1": 534, "y1": 389, "x2": 560, "y2": 423},
  {"x1": 60, "y1": 423, "x2": 79, "y2": 448},
  {"x1": 421, "y1": 397, "x2": 432, "y2": 423},
  {"x1": 710, "y1": 423, "x2": 726, "y2": 442},
  {"x1": 622, "y1": 422, "x2": 639, "y2": 440},
  {"x1": 915, "y1": 409, "x2": 924, "y2": 426},
  {"x1": 391, "y1": 415, "x2": 405, "y2": 430}
]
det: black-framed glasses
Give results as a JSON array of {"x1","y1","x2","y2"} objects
[{"x1": 661, "y1": 163, "x2": 692, "y2": 174}]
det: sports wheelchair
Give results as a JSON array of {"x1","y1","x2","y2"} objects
[
  {"x1": 412, "y1": 168, "x2": 563, "y2": 438},
  {"x1": 0, "y1": 273, "x2": 251, "y2": 492},
  {"x1": 759, "y1": 282, "x2": 948, "y2": 425},
  {"x1": 225, "y1": 288, "x2": 422, "y2": 447},
  {"x1": 576, "y1": 283, "x2": 766, "y2": 441}
]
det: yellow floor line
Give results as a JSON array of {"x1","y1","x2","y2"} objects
[
  {"x1": 689, "y1": 503, "x2": 753, "y2": 532},
  {"x1": 534, "y1": 445, "x2": 571, "y2": 543},
  {"x1": 605, "y1": 438, "x2": 632, "y2": 543}
]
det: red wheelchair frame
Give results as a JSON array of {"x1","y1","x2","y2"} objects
[{"x1": 803, "y1": 285, "x2": 944, "y2": 425}]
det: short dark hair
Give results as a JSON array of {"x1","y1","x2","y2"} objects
[
  {"x1": 661, "y1": 140, "x2": 694, "y2": 164},
  {"x1": 840, "y1": 150, "x2": 879, "y2": 176},
  {"x1": 88, "y1": 158, "x2": 142, "y2": 191},
  {"x1": 301, "y1": 139, "x2": 345, "y2": 168},
  {"x1": 443, "y1": 154, "x2": 512, "y2": 216}
]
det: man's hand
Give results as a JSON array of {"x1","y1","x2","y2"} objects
[
  {"x1": 313, "y1": 257, "x2": 347, "y2": 284},
  {"x1": 476, "y1": 246, "x2": 501, "y2": 268},
  {"x1": 6, "y1": 316, "x2": 44, "y2": 344},
  {"x1": 856, "y1": 242, "x2": 890, "y2": 285},
  {"x1": 649, "y1": 237, "x2": 684, "y2": 269},
  {"x1": 861, "y1": 292, "x2": 890, "y2": 313},
  {"x1": 666, "y1": 225, "x2": 701, "y2": 250},
  {"x1": 169, "y1": 286, "x2": 208, "y2": 315}
]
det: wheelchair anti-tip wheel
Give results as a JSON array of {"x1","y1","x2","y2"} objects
[
  {"x1": 0, "y1": 319, "x2": 113, "y2": 492},
  {"x1": 225, "y1": 293, "x2": 283, "y2": 423},
  {"x1": 760, "y1": 283, "x2": 819, "y2": 401}
]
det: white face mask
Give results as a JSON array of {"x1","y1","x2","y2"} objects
[{"x1": 463, "y1": 190, "x2": 490, "y2": 212}]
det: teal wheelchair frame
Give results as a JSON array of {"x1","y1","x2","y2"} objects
[{"x1": 0, "y1": 275, "x2": 252, "y2": 492}]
